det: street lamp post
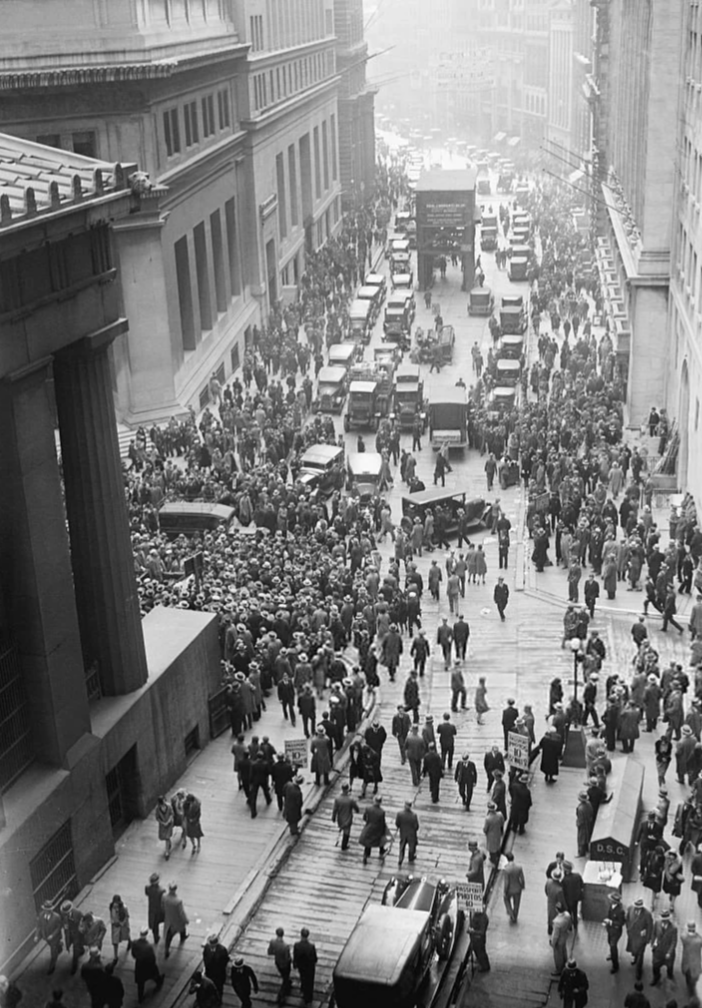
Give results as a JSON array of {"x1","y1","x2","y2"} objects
[{"x1": 569, "y1": 637, "x2": 583, "y2": 703}]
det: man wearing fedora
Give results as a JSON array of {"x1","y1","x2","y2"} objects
[
  {"x1": 130, "y1": 927, "x2": 164, "y2": 1003},
  {"x1": 230, "y1": 954, "x2": 259, "y2": 1008},
  {"x1": 162, "y1": 883, "x2": 189, "y2": 959},
  {"x1": 144, "y1": 873, "x2": 165, "y2": 945},
  {"x1": 650, "y1": 908, "x2": 677, "y2": 985},
  {"x1": 60, "y1": 899, "x2": 85, "y2": 975},
  {"x1": 203, "y1": 932, "x2": 229, "y2": 1002},
  {"x1": 603, "y1": 891, "x2": 626, "y2": 972},
  {"x1": 625, "y1": 897, "x2": 653, "y2": 981},
  {"x1": 34, "y1": 899, "x2": 63, "y2": 974}
]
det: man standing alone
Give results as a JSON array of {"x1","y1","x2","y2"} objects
[
  {"x1": 501, "y1": 852, "x2": 525, "y2": 923},
  {"x1": 293, "y1": 928, "x2": 317, "y2": 1006},
  {"x1": 396, "y1": 801, "x2": 419, "y2": 867}
]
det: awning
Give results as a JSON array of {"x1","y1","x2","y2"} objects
[
  {"x1": 507, "y1": 136, "x2": 520, "y2": 147},
  {"x1": 494, "y1": 131, "x2": 507, "y2": 143}
]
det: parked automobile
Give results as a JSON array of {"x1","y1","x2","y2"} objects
[
  {"x1": 315, "y1": 365, "x2": 348, "y2": 413},
  {"x1": 401, "y1": 489, "x2": 490, "y2": 536},
  {"x1": 328, "y1": 342, "x2": 359, "y2": 371},
  {"x1": 297, "y1": 444, "x2": 345, "y2": 495},
  {"x1": 496, "y1": 357, "x2": 522, "y2": 386},
  {"x1": 158, "y1": 501, "x2": 236, "y2": 539},
  {"x1": 468, "y1": 286, "x2": 494, "y2": 316},
  {"x1": 346, "y1": 451, "x2": 384, "y2": 500}
]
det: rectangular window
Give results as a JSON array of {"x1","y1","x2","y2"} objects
[
  {"x1": 36, "y1": 133, "x2": 61, "y2": 149},
  {"x1": 163, "y1": 108, "x2": 181, "y2": 156},
  {"x1": 30, "y1": 821, "x2": 78, "y2": 913},
  {"x1": 276, "y1": 152, "x2": 287, "y2": 239},
  {"x1": 330, "y1": 113, "x2": 338, "y2": 181},
  {"x1": 322, "y1": 120, "x2": 329, "y2": 190},
  {"x1": 288, "y1": 144, "x2": 298, "y2": 225},
  {"x1": 313, "y1": 125, "x2": 321, "y2": 199},
  {"x1": 201, "y1": 94, "x2": 216, "y2": 137},
  {"x1": 217, "y1": 88, "x2": 231, "y2": 129},
  {"x1": 174, "y1": 236, "x2": 196, "y2": 350},
  {"x1": 194, "y1": 221, "x2": 213, "y2": 331},
  {"x1": 0, "y1": 638, "x2": 33, "y2": 793},
  {"x1": 210, "y1": 209, "x2": 227, "y2": 312},
  {"x1": 184, "y1": 101, "x2": 199, "y2": 147},
  {"x1": 72, "y1": 131, "x2": 97, "y2": 158},
  {"x1": 225, "y1": 198, "x2": 242, "y2": 296}
]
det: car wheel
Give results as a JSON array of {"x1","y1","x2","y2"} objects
[{"x1": 436, "y1": 914, "x2": 454, "y2": 960}]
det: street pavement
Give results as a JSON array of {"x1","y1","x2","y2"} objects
[{"x1": 12, "y1": 196, "x2": 699, "y2": 1008}]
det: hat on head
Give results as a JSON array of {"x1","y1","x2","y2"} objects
[
  {"x1": 42, "y1": 900, "x2": 53, "y2": 910},
  {"x1": 688, "y1": 922, "x2": 698, "y2": 932},
  {"x1": 149, "y1": 872, "x2": 160, "y2": 883},
  {"x1": 609, "y1": 892, "x2": 621, "y2": 902},
  {"x1": 89, "y1": 947, "x2": 101, "y2": 959},
  {"x1": 168, "y1": 883, "x2": 178, "y2": 892},
  {"x1": 634, "y1": 897, "x2": 644, "y2": 907},
  {"x1": 660, "y1": 909, "x2": 671, "y2": 919},
  {"x1": 374, "y1": 795, "x2": 382, "y2": 805},
  {"x1": 487, "y1": 800, "x2": 496, "y2": 810},
  {"x1": 468, "y1": 840, "x2": 478, "y2": 849},
  {"x1": 566, "y1": 959, "x2": 577, "y2": 968},
  {"x1": 60, "y1": 900, "x2": 73, "y2": 913},
  {"x1": 683, "y1": 725, "x2": 693, "y2": 735}
]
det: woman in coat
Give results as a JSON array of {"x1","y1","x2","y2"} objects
[
  {"x1": 358, "y1": 795, "x2": 388, "y2": 864},
  {"x1": 156, "y1": 796, "x2": 174, "y2": 860},
  {"x1": 310, "y1": 727, "x2": 332, "y2": 786},
  {"x1": 602, "y1": 555, "x2": 618, "y2": 600},
  {"x1": 183, "y1": 793, "x2": 203, "y2": 854},
  {"x1": 532, "y1": 729, "x2": 562, "y2": 783},
  {"x1": 474, "y1": 677, "x2": 489, "y2": 725},
  {"x1": 171, "y1": 789, "x2": 187, "y2": 850},
  {"x1": 662, "y1": 848, "x2": 684, "y2": 912},
  {"x1": 108, "y1": 895, "x2": 131, "y2": 963},
  {"x1": 358, "y1": 743, "x2": 382, "y2": 798}
]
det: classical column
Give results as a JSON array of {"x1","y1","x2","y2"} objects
[
  {"x1": 0, "y1": 359, "x2": 91, "y2": 767},
  {"x1": 53, "y1": 324, "x2": 148, "y2": 696}
]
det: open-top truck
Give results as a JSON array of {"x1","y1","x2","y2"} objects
[{"x1": 344, "y1": 362, "x2": 395, "y2": 431}]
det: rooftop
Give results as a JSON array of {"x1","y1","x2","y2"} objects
[{"x1": 0, "y1": 133, "x2": 135, "y2": 232}]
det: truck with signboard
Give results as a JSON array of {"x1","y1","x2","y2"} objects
[{"x1": 429, "y1": 389, "x2": 468, "y2": 450}]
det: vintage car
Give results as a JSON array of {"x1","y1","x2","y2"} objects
[
  {"x1": 480, "y1": 226, "x2": 498, "y2": 251},
  {"x1": 346, "y1": 300, "x2": 374, "y2": 346},
  {"x1": 331, "y1": 876, "x2": 462, "y2": 1008},
  {"x1": 499, "y1": 305, "x2": 527, "y2": 336},
  {"x1": 346, "y1": 451, "x2": 384, "y2": 500},
  {"x1": 500, "y1": 333, "x2": 525, "y2": 358},
  {"x1": 476, "y1": 177, "x2": 491, "y2": 196},
  {"x1": 489, "y1": 385, "x2": 517, "y2": 410},
  {"x1": 387, "y1": 290, "x2": 416, "y2": 323},
  {"x1": 390, "y1": 251, "x2": 412, "y2": 275},
  {"x1": 401, "y1": 488, "x2": 490, "y2": 537},
  {"x1": 508, "y1": 255, "x2": 529, "y2": 282},
  {"x1": 356, "y1": 285, "x2": 384, "y2": 325},
  {"x1": 383, "y1": 306, "x2": 411, "y2": 342},
  {"x1": 468, "y1": 286, "x2": 494, "y2": 316},
  {"x1": 496, "y1": 356, "x2": 522, "y2": 386},
  {"x1": 328, "y1": 342, "x2": 359, "y2": 371},
  {"x1": 364, "y1": 273, "x2": 387, "y2": 303},
  {"x1": 314, "y1": 365, "x2": 348, "y2": 413},
  {"x1": 158, "y1": 501, "x2": 236, "y2": 539},
  {"x1": 297, "y1": 443, "x2": 345, "y2": 495},
  {"x1": 390, "y1": 270, "x2": 414, "y2": 291}
]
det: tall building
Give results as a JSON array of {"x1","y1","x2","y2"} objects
[
  {"x1": 586, "y1": 0, "x2": 682, "y2": 427},
  {"x1": 334, "y1": 0, "x2": 376, "y2": 208},
  {"x1": 666, "y1": 2, "x2": 702, "y2": 502},
  {"x1": 0, "y1": 134, "x2": 221, "y2": 972},
  {"x1": 0, "y1": 0, "x2": 346, "y2": 425},
  {"x1": 231, "y1": 0, "x2": 342, "y2": 301}
]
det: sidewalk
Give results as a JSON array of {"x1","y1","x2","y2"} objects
[{"x1": 12, "y1": 694, "x2": 365, "y2": 1008}]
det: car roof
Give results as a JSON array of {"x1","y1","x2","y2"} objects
[
  {"x1": 497, "y1": 358, "x2": 521, "y2": 369},
  {"x1": 396, "y1": 363, "x2": 420, "y2": 379},
  {"x1": 365, "y1": 273, "x2": 385, "y2": 285},
  {"x1": 334, "y1": 906, "x2": 429, "y2": 986},
  {"x1": 470, "y1": 286, "x2": 492, "y2": 296},
  {"x1": 347, "y1": 451, "x2": 383, "y2": 474},
  {"x1": 402, "y1": 488, "x2": 468, "y2": 507},
  {"x1": 348, "y1": 299, "x2": 372, "y2": 315},
  {"x1": 300, "y1": 444, "x2": 343, "y2": 465},
  {"x1": 349, "y1": 381, "x2": 378, "y2": 394},
  {"x1": 158, "y1": 502, "x2": 235, "y2": 519},
  {"x1": 429, "y1": 388, "x2": 466, "y2": 405},
  {"x1": 318, "y1": 365, "x2": 348, "y2": 382}
]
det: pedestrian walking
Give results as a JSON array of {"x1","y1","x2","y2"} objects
[
  {"x1": 171, "y1": 788, "x2": 188, "y2": 849},
  {"x1": 189, "y1": 970, "x2": 219, "y2": 1008},
  {"x1": 271, "y1": 753, "x2": 294, "y2": 811},
  {"x1": 183, "y1": 792, "x2": 203, "y2": 854},
  {"x1": 108, "y1": 895, "x2": 131, "y2": 963},
  {"x1": 392, "y1": 705, "x2": 411, "y2": 763},
  {"x1": 143, "y1": 873, "x2": 165, "y2": 947},
  {"x1": 501, "y1": 698, "x2": 518, "y2": 750},
  {"x1": 493, "y1": 577, "x2": 509, "y2": 619},
  {"x1": 474, "y1": 676, "x2": 489, "y2": 724},
  {"x1": 203, "y1": 933, "x2": 229, "y2": 1002},
  {"x1": 484, "y1": 745, "x2": 505, "y2": 791},
  {"x1": 466, "y1": 841, "x2": 485, "y2": 886},
  {"x1": 533, "y1": 728, "x2": 563, "y2": 783},
  {"x1": 282, "y1": 774, "x2": 304, "y2": 836},
  {"x1": 155, "y1": 795, "x2": 174, "y2": 860},
  {"x1": 406, "y1": 725, "x2": 426, "y2": 786},
  {"x1": 681, "y1": 920, "x2": 702, "y2": 997},
  {"x1": 561, "y1": 862, "x2": 584, "y2": 927},
  {"x1": 410, "y1": 630, "x2": 430, "y2": 677},
  {"x1": 358, "y1": 795, "x2": 389, "y2": 864},
  {"x1": 436, "y1": 617, "x2": 453, "y2": 668},
  {"x1": 455, "y1": 753, "x2": 477, "y2": 810},
  {"x1": 293, "y1": 929, "x2": 317, "y2": 1006},
  {"x1": 550, "y1": 907, "x2": 573, "y2": 975},
  {"x1": 332, "y1": 783, "x2": 359, "y2": 851},
  {"x1": 490, "y1": 769, "x2": 507, "y2": 819},
  {"x1": 576, "y1": 791, "x2": 594, "y2": 857},
  {"x1": 482, "y1": 802, "x2": 504, "y2": 867},
  {"x1": 162, "y1": 883, "x2": 189, "y2": 959},
  {"x1": 501, "y1": 852, "x2": 525, "y2": 923},
  {"x1": 453, "y1": 614, "x2": 470, "y2": 660},
  {"x1": 650, "y1": 909, "x2": 677, "y2": 986},
  {"x1": 34, "y1": 900, "x2": 63, "y2": 975},
  {"x1": 404, "y1": 669, "x2": 421, "y2": 724},
  {"x1": 422, "y1": 744, "x2": 443, "y2": 803},
  {"x1": 248, "y1": 752, "x2": 273, "y2": 818},
  {"x1": 396, "y1": 801, "x2": 419, "y2": 867},
  {"x1": 268, "y1": 927, "x2": 292, "y2": 1004},
  {"x1": 130, "y1": 928, "x2": 164, "y2": 1003},
  {"x1": 60, "y1": 899, "x2": 85, "y2": 975},
  {"x1": 508, "y1": 771, "x2": 532, "y2": 834},
  {"x1": 450, "y1": 663, "x2": 467, "y2": 712},
  {"x1": 81, "y1": 948, "x2": 107, "y2": 1008},
  {"x1": 438, "y1": 712, "x2": 457, "y2": 770},
  {"x1": 0, "y1": 977, "x2": 22, "y2": 1008},
  {"x1": 558, "y1": 959, "x2": 589, "y2": 1008},
  {"x1": 625, "y1": 897, "x2": 653, "y2": 981},
  {"x1": 79, "y1": 912, "x2": 106, "y2": 954},
  {"x1": 230, "y1": 956, "x2": 259, "y2": 1008}
]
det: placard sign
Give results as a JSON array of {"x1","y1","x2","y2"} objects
[
  {"x1": 456, "y1": 882, "x2": 484, "y2": 912},
  {"x1": 284, "y1": 739, "x2": 309, "y2": 767},
  {"x1": 507, "y1": 731, "x2": 529, "y2": 770}
]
